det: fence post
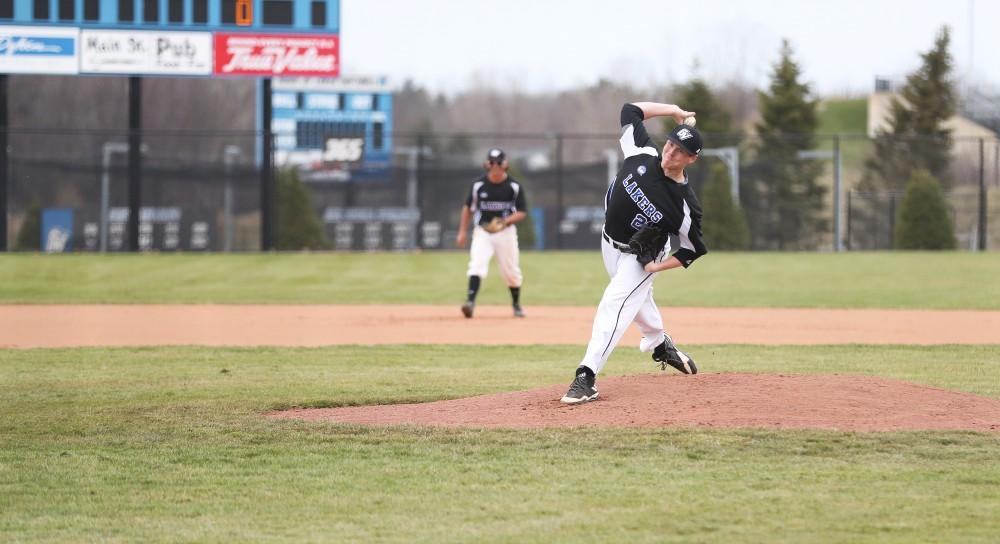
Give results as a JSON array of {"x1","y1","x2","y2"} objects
[
  {"x1": 0, "y1": 74, "x2": 7, "y2": 252},
  {"x1": 833, "y1": 135, "x2": 843, "y2": 252},
  {"x1": 888, "y1": 193, "x2": 896, "y2": 249},
  {"x1": 555, "y1": 134, "x2": 564, "y2": 250},
  {"x1": 127, "y1": 76, "x2": 142, "y2": 252},
  {"x1": 414, "y1": 134, "x2": 424, "y2": 249},
  {"x1": 845, "y1": 190, "x2": 852, "y2": 250},
  {"x1": 260, "y1": 78, "x2": 274, "y2": 251},
  {"x1": 979, "y1": 137, "x2": 987, "y2": 251},
  {"x1": 222, "y1": 145, "x2": 241, "y2": 253}
]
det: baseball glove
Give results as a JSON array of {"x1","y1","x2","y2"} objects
[
  {"x1": 483, "y1": 217, "x2": 506, "y2": 233},
  {"x1": 627, "y1": 226, "x2": 669, "y2": 266}
]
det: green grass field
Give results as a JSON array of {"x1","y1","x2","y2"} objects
[
  {"x1": 3, "y1": 252, "x2": 1000, "y2": 541},
  {"x1": 2, "y1": 344, "x2": 1000, "y2": 543},
  {"x1": 818, "y1": 98, "x2": 868, "y2": 135},
  {"x1": 2, "y1": 251, "x2": 1000, "y2": 308}
]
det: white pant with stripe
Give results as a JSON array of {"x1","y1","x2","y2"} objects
[
  {"x1": 579, "y1": 234, "x2": 668, "y2": 374},
  {"x1": 467, "y1": 225, "x2": 522, "y2": 287}
]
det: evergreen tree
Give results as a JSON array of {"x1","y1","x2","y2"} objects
[
  {"x1": 863, "y1": 27, "x2": 955, "y2": 191},
  {"x1": 667, "y1": 78, "x2": 739, "y2": 148},
  {"x1": 275, "y1": 168, "x2": 328, "y2": 250},
  {"x1": 748, "y1": 40, "x2": 827, "y2": 250},
  {"x1": 14, "y1": 200, "x2": 42, "y2": 252},
  {"x1": 895, "y1": 169, "x2": 956, "y2": 249},
  {"x1": 700, "y1": 162, "x2": 750, "y2": 250},
  {"x1": 666, "y1": 78, "x2": 741, "y2": 198},
  {"x1": 505, "y1": 163, "x2": 536, "y2": 249},
  {"x1": 446, "y1": 133, "x2": 475, "y2": 159},
  {"x1": 513, "y1": 207, "x2": 537, "y2": 250}
]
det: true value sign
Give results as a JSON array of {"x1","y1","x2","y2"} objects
[{"x1": 214, "y1": 33, "x2": 338, "y2": 77}]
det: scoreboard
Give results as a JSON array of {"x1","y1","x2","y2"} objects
[
  {"x1": 0, "y1": 0, "x2": 346, "y2": 253},
  {"x1": 272, "y1": 76, "x2": 393, "y2": 182},
  {"x1": 0, "y1": 0, "x2": 340, "y2": 76},
  {"x1": 0, "y1": 0, "x2": 338, "y2": 32}
]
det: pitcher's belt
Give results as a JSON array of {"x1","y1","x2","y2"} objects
[{"x1": 602, "y1": 230, "x2": 631, "y2": 251}]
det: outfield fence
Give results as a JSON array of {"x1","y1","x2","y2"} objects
[{"x1": 3, "y1": 129, "x2": 998, "y2": 252}]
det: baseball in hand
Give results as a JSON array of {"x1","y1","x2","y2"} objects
[{"x1": 682, "y1": 116, "x2": 697, "y2": 127}]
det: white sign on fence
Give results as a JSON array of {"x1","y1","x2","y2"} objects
[
  {"x1": 0, "y1": 26, "x2": 79, "y2": 74},
  {"x1": 80, "y1": 30, "x2": 212, "y2": 75}
]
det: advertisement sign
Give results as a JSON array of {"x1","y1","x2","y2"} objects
[
  {"x1": 41, "y1": 208, "x2": 74, "y2": 253},
  {"x1": 80, "y1": 30, "x2": 213, "y2": 75},
  {"x1": 214, "y1": 33, "x2": 339, "y2": 77},
  {"x1": 0, "y1": 26, "x2": 79, "y2": 74},
  {"x1": 271, "y1": 76, "x2": 392, "y2": 182},
  {"x1": 78, "y1": 207, "x2": 214, "y2": 251}
]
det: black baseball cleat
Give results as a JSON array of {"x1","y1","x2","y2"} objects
[
  {"x1": 560, "y1": 372, "x2": 599, "y2": 404},
  {"x1": 652, "y1": 334, "x2": 698, "y2": 374},
  {"x1": 461, "y1": 301, "x2": 475, "y2": 318},
  {"x1": 513, "y1": 303, "x2": 525, "y2": 318}
]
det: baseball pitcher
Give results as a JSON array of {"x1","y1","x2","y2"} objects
[
  {"x1": 455, "y1": 148, "x2": 528, "y2": 318},
  {"x1": 561, "y1": 102, "x2": 708, "y2": 404}
]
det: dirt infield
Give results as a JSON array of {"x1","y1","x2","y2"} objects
[
  {"x1": 8, "y1": 304, "x2": 999, "y2": 431},
  {"x1": 270, "y1": 373, "x2": 1000, "y2": 432},
  {"x1": 3, "y1": 304, "x2": 1000, "y2": 348}
]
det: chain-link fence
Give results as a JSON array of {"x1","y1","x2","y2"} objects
[
  {"x1": 3, "y1": 129, "x2": 999, "y2": 252},
  {"x1": 5, "y1": 128, "x2": 261, "y2": 252}
]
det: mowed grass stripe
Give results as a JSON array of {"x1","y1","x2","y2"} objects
[
  {"x1": 3, "y1": 344, "x2": 1000, "y2": 410},
  {"x1": 1, "y1": 251, "x2": 999, "y2": 308},
  {"x1": 2, "y1": 344, "x2": 1000, "y2": 542}
]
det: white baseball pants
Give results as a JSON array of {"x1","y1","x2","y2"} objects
[
  {"x1": 579, "y1": 234, "x2": 669, "y2": 375},
  {"x1": 467, "y1": 225, "x2": 522, "y2": 287}
]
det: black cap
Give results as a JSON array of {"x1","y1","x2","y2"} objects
[
  {"x1": 666, "y1": 125, "x2": 703, "y2": 156},
  {"x1": 486, "y1": 148, "x2": 506, "y2": 164}
]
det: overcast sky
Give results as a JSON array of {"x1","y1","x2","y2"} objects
[{"x1": 341, "y1": 0, "x2": 998, "y2": 96}]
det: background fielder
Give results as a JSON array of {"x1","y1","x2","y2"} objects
[
  {"x1": 455, "y1": 148, "x2": 528, "y2": 318},
  {"x1": 561, "y1": 102, "x2": 708, "y2": 404}
]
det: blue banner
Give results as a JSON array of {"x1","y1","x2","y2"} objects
[
  {"x1": 0, "y1": 36, "x2": 76, "y2": 56},
  {"x1": 41, "y1": 208, "x2": 74, "y2": 253},
  {"x1": 0, "y1": 26, "x2": 79, "y2": 74}
]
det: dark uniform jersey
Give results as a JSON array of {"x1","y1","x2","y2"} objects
[
  {"x1": 465, "y1": 175, "x2": 527, "y2": 227},
  {"x1": 603, "y1": 103, "x2": 708, "y2": 267}
]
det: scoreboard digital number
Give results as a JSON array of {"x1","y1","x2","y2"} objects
[{"x1": 236, "y1": 0, "x2": 252, "y2": 25}]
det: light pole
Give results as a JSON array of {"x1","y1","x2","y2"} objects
[
  {"x1": 394, "y1": 145, "x2": 431, "y2": 248},
  {"x1": 701, "y1": 147, "x2": 741, "y2": 204},
  {"x1": 798, "y1": 137, "x2": 843, "y2": 251},
  {"x1": 101, "y1": 142, "x2": 148, "y2": 253},
  {"x1": 101, "y1": 143, "x2": 128, "y2": 253},
  {"x1": 101, "y1": 142, "x2": 149, "y2": 252},
  {"x1": 222, "y1": 145, "x2": 242, "y2": 252},
  {"x1": 604, "y1": 149, "x2": 619, "y2": 187}
]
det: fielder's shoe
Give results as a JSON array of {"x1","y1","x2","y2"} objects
[
  {"x1": 513, "y1": 303, "x2": 525, "y2": 318},
  {"x1": 461, "y1": 300, "x2": 475, "y2": 318},
  {"x1": 652, "y1": 334, "x2": 698, "y2": 374},
  {"x1": 560, "y1": 371, "x2": 599, "y2": 404}
]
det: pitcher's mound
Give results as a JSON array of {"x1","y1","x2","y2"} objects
[{"x1": 270, "y1": 373, "x2": 1000, "y2": 432}]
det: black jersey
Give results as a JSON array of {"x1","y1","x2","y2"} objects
[
  {"x1": 465, "y1": 175, "x2": 527, "y2": 227},
  {"x1": 603, "y1": 103, "x2": 708, "y2": 267}
]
